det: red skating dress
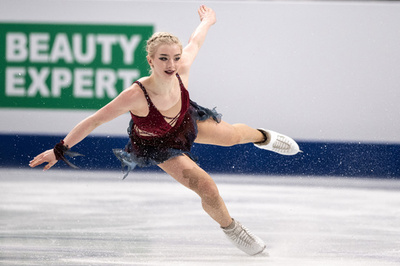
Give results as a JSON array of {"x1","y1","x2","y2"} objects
[{"x1": 113, "y1": 73, "x2": 221, "y2": 179}]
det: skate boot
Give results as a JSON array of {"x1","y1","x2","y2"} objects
[
  {"x1": 254, "y1": 128, "x2": 301, "y2": 155},
  {"x1": 222, "y1": 219, "x2": 266, "y2": 256}
]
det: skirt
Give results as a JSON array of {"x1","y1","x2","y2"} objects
[{"x1": 113, "y1": 100, "x2": 222, "y2": 179}]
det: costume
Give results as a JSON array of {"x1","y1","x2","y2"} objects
[{"x1": 113, "y1": 73, "x2": 221, "y2": 179}]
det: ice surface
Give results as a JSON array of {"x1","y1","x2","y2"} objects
[{"x1": 1, "y1": 169, "x2": 399, "y2": 265}]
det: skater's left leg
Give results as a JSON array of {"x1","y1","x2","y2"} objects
[
  {"x1": 195, "y1": 119, "x2": 265, "y2": 146},
  {"x1": 158, "y1": 155, "x2": 233, "y2": 228},
  {"x1": 195, "y1": 118, "x2": 301, "y2": 155},
  {"x1": 159, "y1": 155, "x2": 267, "y2": 256}
]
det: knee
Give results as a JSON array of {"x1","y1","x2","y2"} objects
[
  {"x1": 198, "y1": 179, "x2": 220, "y2": 203},
  {"x1": 182, "y1": 168, "x2": 220, "y2": 201},
  {"x1": 199, "y1": 179, "x2": 222, "y2": 209}
]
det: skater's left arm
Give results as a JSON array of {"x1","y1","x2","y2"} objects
[{"x1": 180, "y1": 5, "x2": 216, "y2": 76}]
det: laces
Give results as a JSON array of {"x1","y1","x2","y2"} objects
[
  {"x1": 272, "y1": 135, "x2": 291, "y2": 152},
  {"x1": 223, "y1": 220, "x2": 266, "y2": 255},
  {"x1": 227, "y1": 224, "x2": 258, "y2": 248}
]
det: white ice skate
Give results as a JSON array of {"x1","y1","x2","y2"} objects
[
  {"x1": 254, "y1": 128, "x2": 301, "y2": 155},
  {"x1": 222, "y1": 219, "x2": 266, "y2": 256}
]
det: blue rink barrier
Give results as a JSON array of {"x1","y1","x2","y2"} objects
[{"x1": 1, "y1": 134, "x2": 399, "y2": 178}]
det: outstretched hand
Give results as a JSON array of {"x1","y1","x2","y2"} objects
[
  {"x1": 29, "y1": 149, "x2": 58, "y2": 171},
  {"x1": 198, "y1": 5, "x2": 216, "y2": 25}
]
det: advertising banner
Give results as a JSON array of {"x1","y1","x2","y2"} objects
[{"x1": 1, "y1": 23, "x2": 153, "y2": 109}]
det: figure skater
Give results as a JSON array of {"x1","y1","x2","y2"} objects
[{"x1": 29, "y1": 5, "x2": 300, "y2": 256}]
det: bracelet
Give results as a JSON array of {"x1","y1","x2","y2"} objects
[{"x1": 53, "y1": 140, "x2": 84, "y2": 169}]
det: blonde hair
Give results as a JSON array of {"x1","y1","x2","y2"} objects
[{"x1": 146, "y1": 32, "x2": 183, "y2": 58}]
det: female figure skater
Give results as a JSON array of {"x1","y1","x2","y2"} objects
[{"x1": 29, "y1": 5, "x2": 300, "y2": 256}]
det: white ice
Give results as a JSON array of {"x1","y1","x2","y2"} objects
[{"x1": 0, "y1": 169, "x2": 399, "y2": 266}]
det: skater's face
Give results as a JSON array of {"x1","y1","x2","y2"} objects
[{"x1": 147, "y1": 44, "x2": 182, "y2": 78}]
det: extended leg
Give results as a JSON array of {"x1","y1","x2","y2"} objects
[
  {"x1": 195, "y1": 119, "x2": 265, "y2": 146},
  {"x1": 195, "y1": 118, "x2": 301, "y2": 155}
]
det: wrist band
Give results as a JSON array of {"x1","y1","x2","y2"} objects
[{"x1": 53, "y1": 140, "x2": 84, "y2": 169}]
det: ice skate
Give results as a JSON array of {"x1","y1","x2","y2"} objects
[
  {"x1": 254, "y1": 128, "x2": 301, "y2": 155},
  {"x1": 222, "y1": 219, "x2": 266, "y2": 256}
]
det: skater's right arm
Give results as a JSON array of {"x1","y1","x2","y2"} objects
[
  {"x1": 62, "y1": 84, "x2": 146, "y2": 149},
  {"x1": 29, "y1": 84, "x2": 147, "y2": 171}
]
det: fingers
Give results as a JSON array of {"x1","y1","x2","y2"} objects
[
  {"x1": 198, "y1": 6, "x2": 204, "y2": 19},
  {"x1": 197, "y1": 5, "x2": 216, "y2": 24},
  {"x1": 29, "y1": 153, "x2": 44, "y2": 168},
  {"x1": 43, "y1": 161, "x2": 57, "y2": 171},
  {"x1": 29, "y1": 149, "x2": 56, "y2": 169},
  {"x1": 29, "y1": 154, "x2": 57, "y2": 171},
  {"x1": 198, "y1": 5, "x2": 207, "y2": 14}
]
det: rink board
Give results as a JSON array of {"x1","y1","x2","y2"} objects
[{"x1": 1, "y1": 134, "x2": 399, "y2": 178}]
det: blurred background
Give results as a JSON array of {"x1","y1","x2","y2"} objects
[
  {"x1": 1, "y1": 1, "x2": 400, "y2": 265},
  {"x1": 1, "y1": 0, "x2": 399, "y2": 178}
]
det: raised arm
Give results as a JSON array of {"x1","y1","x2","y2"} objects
[
  {"x1": 29, "y1": 85, "x2": 145, "y2": 170},
  {"x1": 179, "y1": 5, "x2": 216, "y2": 76}
]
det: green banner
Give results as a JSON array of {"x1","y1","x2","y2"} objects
[{"x1": 0, "y1": 23, "x2": 153, "y2": 109}]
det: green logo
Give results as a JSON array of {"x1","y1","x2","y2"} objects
[{"x1": 0, "y1": 23, "x2": 153, "y2": 109}]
